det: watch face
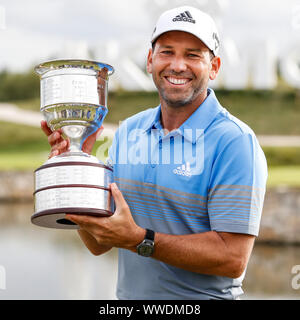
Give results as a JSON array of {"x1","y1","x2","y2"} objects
[{"x1": 138, "y1": 244, "x2": 154, "y2": 257}]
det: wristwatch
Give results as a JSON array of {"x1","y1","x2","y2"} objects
[{"x1": 136, "y1": 229, "x2": 155, "y2": 257}]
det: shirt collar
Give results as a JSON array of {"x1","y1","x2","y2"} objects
[
  {"x1": 143, "y1": 105, "x2": 162, "y2": 132},
  {"x1": 144, "y1": 88, "x2": 223, "y2": 143}
]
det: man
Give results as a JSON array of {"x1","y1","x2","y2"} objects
[{"x1": 42, "y1": 6, "x2": 268, "y2": 300}]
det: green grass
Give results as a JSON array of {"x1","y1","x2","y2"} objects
[
  {"x1": 0, "y1": 121, "x2": 49, "y2": 153},
  {"x1": 3, "y1": 122, "x2": 300, "y2": 166},
  {"x1": 0, "y1": 151, "x2": 48, "y2": 170},
  {"x1": 0, "y1": 121, "x2": 111, "y2": 170},
  {"x1": 264, "y1": 147, "x2": 300, "y2": 166},
  {"x1": 0, "y1": 147, "x2": 111, "y2": 171},
  {"x1": 11, "y1": 98, "x2": 40, "y2": 111},
  {"x1": 0, "y1": 127, "x2": 112, "y2": 171},
  {"x1": 93, "y1": 89, "x2": 300, "y2": 135},
  {"x1": 1, "y1": 150, "x2": 299, "y2": 188},
  {"x1": 217, "y1": 90, "x2": 300, "y2": 135},
  {"x1": 267, "y1": 166, "x2": 300, "y2": 188},
  {"x1": 1, "y1": 98, "x2": 300, "y2": 186},
  {"x1": 12, "y1": 89, "x2": 300, "y2": 135}
]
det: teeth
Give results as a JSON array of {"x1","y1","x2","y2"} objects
[{"x1": 167, "y1": 77, "x2": 189, "y2": 85}]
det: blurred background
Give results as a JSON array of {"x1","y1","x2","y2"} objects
[{"x1": 0, "y1": 0, "x2": 300, "y2": 299}]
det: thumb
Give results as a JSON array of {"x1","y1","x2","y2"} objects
[
  {"x1": 96, "y1": 125, "x2": 104, "y2": 140},
  {"x1": 110, "y1": 183, "x2": 128, "y2": 210},
  {"x1": 82, "y1": 126, "x2": 103, "y2": 154}
]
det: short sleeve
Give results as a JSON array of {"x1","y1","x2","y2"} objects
[{"x1": 208, "y1": 133, "x2": 268, "y2": 236}]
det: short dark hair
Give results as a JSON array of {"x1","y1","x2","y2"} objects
[
  {"x1": 209, "y1": 50, "x2": 215, "y2": 60},
  {"x1": 151, "y1": 40, "x2": 157, "y2": 51}
]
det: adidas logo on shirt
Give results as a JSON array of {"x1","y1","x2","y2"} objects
[
  {"x1": 172, "y1": 11, "x2": 196, "y2": 24},
  {"x1": 173, "y1": 162, "x2": 192, "y2": 177}
]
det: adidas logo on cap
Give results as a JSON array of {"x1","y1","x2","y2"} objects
[{"x1": 172, "y1": 11, "x2": 195, "y2": 24}]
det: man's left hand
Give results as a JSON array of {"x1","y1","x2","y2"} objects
[{"x1": 65, "y1": 183, "x2": 145, "y2": 250}]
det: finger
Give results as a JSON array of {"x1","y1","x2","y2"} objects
[
  {"x1": 65, "y1": 214, "x2": 104, "y2": 226},
  {"x1": 48, "y1": 140, "x2": 69, "y2": 158},
  {"x1": 67, "y1": 216, "x2": 89, "y2": 232},
  {"x1": 52, "y1": 140, "x2": 68, "y2": 152},
  {"x1": 65, "y1": 138, "x2": 70, "y2": 150},
  {"x1": 86, "y1": 127, "x2": 100, "y2": 142},
  {"x1": 48, "y1": 130, "x2": 64, "y2": 146},
  {"x1": 82, "y1": 127, "x2": 102, "y2": 154},
  {"x1": 64, "y1": 214, "x2": 78, "y2": 221},
  {"x1": 110, "y1": 183, "x2": 128, "y2": 209},
  {"x1": 48, "y1": 149, "x2": 59, "y2": 159},
  {"x1": 65, "y1": 215, "x2": 104, "y2": 234},
  {"x1": 64, "y1": 214, "x2": 87, "y2": 229},
  {"x1": 96, "y1": 126, "x2": 104, "y2": 140},
  {"x1": 41, "y1": 120, "x2": 53, "y2": 137}
]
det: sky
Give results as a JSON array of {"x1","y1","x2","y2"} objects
[{"x1": 0, "y1": 0, "x2": 299, "y2": 74}]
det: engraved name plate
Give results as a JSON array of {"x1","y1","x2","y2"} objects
[
  {"x1": 35, "y1": 165, "x2": 112, "y2": 190},
  {"x1": 41, "y1": 69, "x2": 99, "y2": 107},
  {"x1": 35, "y1": 187, "x2": 110, "y2": 212}
]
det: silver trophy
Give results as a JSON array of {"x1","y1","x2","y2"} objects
[{"x1": 31, "y1": 59, "x2": 114, "y2": 229}]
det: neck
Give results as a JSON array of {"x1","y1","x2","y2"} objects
[{"x1": 160, "y1": 90, "x2": 208, "y2": 133}]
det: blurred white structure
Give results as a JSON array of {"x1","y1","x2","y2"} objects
[
  {"x1": 94, "y1": 41, "x2": 155, "y2": 92},
  {"x1": 0, "y1": 103, "x2": 117, "y2": 138},
  {"x1": 0, "y1": 0, "x2": 299, "y2": 90},
  {"x1": 91, "y1": 0, "x2": 300, "y2": 90},
  {"x1": 279, "y1": 46, "x2": 300, "y2": 89}
]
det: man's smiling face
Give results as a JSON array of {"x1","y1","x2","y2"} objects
[{"x1": 147, "y1": 31, "x2": 217, "y2": 109}]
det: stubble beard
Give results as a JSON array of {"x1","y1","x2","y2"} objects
[
  {"x1": 159, "y1": 84, "x2": 206, "y2": 109},
  {"x1": 154, "y1": 73, "x2": 208, "y2": 109}
]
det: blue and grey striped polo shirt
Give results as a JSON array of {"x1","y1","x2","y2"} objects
[{"x1": 107, "y1": 88, "x2": 268, "y2": 300}]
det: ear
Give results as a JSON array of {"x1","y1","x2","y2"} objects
[
  {"x1": 209, "y1": 56, "x2": 221, "y2": 80},
  {"x1": 146, "y1": 48, "x2": 153, "y2": 74}
]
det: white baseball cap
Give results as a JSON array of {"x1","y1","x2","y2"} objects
[{"x1": 151, "y1": 6, "x2": 220, "y2": 56}]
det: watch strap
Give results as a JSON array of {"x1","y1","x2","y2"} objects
[{"x1": 145, "y1": 228, "x2": 155, "y2": 241}]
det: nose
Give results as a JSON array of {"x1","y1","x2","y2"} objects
[{"x1": 169, "y1": 55, "x2": 187, "y2": 73}]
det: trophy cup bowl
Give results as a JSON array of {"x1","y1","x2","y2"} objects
[{"x1": 31, "y1": 59, "x2": 115, "y2": 229}]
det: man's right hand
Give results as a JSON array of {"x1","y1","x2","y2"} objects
[{"x1": 41, "y1": 120, "x2": 103, "y2": 158}]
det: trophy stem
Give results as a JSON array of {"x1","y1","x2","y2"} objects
[
  {"x1": 62, "y1": 125, "x2": 85, "y2": 153},
  {"x1": 68, "y1": 139, "x2": 82, "y2": 153}
]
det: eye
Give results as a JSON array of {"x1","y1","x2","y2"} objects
[
  {"x1": 160, "y1": 50, "x2": 173, "y2": 55},
  {"x1": 187, "y1": 53, "x2": 200, "y2": 58}
]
